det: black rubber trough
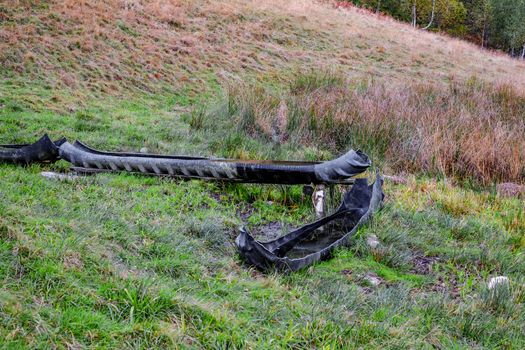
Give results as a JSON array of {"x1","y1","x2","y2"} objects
[
  {"x1": 0, "y1": 134, "x2": 65, "y2": 165},
  {"x1": 235, "y1": 171, "x2": 384, "y2": 271},
  {"x1": 58, "y1": 140, "x2": 371, "y2": 185}
]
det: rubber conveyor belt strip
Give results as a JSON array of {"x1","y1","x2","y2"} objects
[
  {"x1": 58, "y1": 140, "x2": 371, "y2": 185},
  {"x1": 235, "y1": 171, "x2": 384, "y2": 271},
  {"x1": 1, "y1": 135, "x2": 371, "y2": 184}
]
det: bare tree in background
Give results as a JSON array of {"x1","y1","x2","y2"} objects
[
  {"x1": 412, "y1": 0, "x2": 417, "y2": 27},
  {"x1": 423, "y1": 0, "x2": 436, "y2": 29}
]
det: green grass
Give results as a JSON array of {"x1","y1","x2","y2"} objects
[
  {"x1": 1, "y1": 73, "x2": 524, "y2": 348},
  {"x1": 2, "y1": 1, "x2": 524, "y2": 347},
  {"x1": 3, "y1": 164, "x2": 524, "y2": 349}
]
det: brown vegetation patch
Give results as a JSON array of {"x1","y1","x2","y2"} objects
[{"x1": 227, "y1": 73, "x2": 525, "y2": 184}]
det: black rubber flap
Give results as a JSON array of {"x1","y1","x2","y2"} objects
[
  {"x1": 236, "y1": 171, "x2": 384, "y2": 271},
  {"x1": 58, "y1": 140, "x2": 371, "y2": 184},
  {"x1": 0, "y1": 134, "x2": 64, "y2": 164}
]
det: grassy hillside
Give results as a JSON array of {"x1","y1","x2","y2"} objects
[
  {"x1": 1, "y1": 0, "x2": 524, "y2": 348},
  {"x1": 2, "y1": 0, "x2": 525, "y2": 107}
]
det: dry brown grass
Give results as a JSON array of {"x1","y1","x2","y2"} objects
[
  {"x1": 227, "y1": 72, "x2": 525, "y2": 184},
  {"x1": 2, "y1": 0, "x2": 525, "y2": 104}
]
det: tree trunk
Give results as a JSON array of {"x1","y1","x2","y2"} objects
[
  {"x1": 521, "y1": 45, "x2": 525, "y2": 60},
  {"x1": 423, "y1": 0, "x2": 435, "y2": 30},
  {"x1": 481, "y1": 21, "x2": 486, "y2": 49},
  {"x1": 412, "y1": 1, "x2": 417, "y2": 27},
  {"x1": 376, "y1": 0, "x2": 381, "y2": 13}
]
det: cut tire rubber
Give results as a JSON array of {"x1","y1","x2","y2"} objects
[
  {"x1": 59, "y1": 140, "x2": 371, "y2": 185},
  {"x1": 0, "y1": 134, "x2": 65, "y2": 165},
  {"x1": 235, "y1": 171, "x2": 384, "y2": 271}
]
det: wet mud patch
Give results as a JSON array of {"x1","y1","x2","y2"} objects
[{"x1": 250, "y1": 221, "x2": 286, "y2": 241}]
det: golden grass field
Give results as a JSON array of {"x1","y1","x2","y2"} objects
[{"x1": 2, "y1": 0, "x2": 525, "y2": 97}]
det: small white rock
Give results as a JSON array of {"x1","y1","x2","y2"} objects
[
  {"x1": 366, "y1": 234, "x2": 380, "y2": 249},
  {"x1": 488, "y1": 276, "x2": 510, "y2": 290},
  {"x1": 41, "y1": 171, "x2": 80, "y2": 181},
  {"x1": 364, "y1": 274, "x2": 381, "y2": 287},
  {"x1": 139, "y1": 147, "x2": 149, "y2": 154}
]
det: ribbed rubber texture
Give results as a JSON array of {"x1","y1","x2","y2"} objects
[{"x1": 59, "y1": 141, "x2": 371, "y2": 184}]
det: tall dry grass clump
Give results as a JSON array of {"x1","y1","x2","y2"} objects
[{"x1": 226, "y1": 72, "x2": 525, "y2": 184}]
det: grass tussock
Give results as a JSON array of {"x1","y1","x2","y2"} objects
[{"x1": 225, "y1": 71, "x2": 525, "y2": 184}]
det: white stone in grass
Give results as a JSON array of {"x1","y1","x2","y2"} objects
[
  {"x1": 139, "y1": 147, "x2": 149, "y2": 153},
  {"x1": 364, "y1": 274, "x2": 382, "y2": 287},
  {"x1": 488, "y1": 276, "x2": 510, "y2": 291},
  {"x1": 41, "y1": 171, "x2": 80, "y2": 181},
  {"x1": 366, "y1": 234, "x2": 380, "y2": 249}
]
